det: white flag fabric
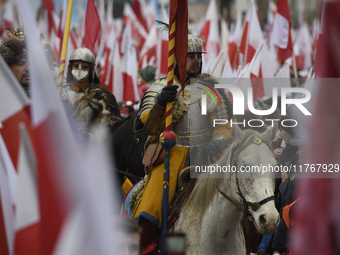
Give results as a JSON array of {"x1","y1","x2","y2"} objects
[{"x1": 15, "y1": 0, "x2": 121, "y2": 254}]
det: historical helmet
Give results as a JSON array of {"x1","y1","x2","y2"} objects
[
  {"x1": 0, "y1": 38, "x2": 26, "y2": 66},
  {"x1": 69, "y1": 46, "x2": 95, "y2": 65},
  {"x1": 187, "y1": 34, "x2": 206, "y2": 54},
  {"x1": 67, "y1": 46, "x2": 96, "y2": 82}
]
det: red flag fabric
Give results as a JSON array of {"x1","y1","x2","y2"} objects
[
  {"x1": 291, "y1": 1, "x2": 340, "y2": 255},
  {"x1": 131, "y1": 0, "x2": 148, "y2": 32},
  {"x1": 271, "y1": 0, "x2": 293, "y2": 64},
  {"x1": 138, "y1": 25, "x2": 157, "y2": 70},
  {"x1": 240, "y1": 1, "x2": 264, "y2": 65},
  {"x1": 228, "y1": 12, "x2": 242, "y2": 69},
  {"x1": 0, "y1": 57, "x2": 32, "y2": 169},
  {"x1": 123, "y1": 46, "x2": 139, "y2": 102},
  {"x1": 169, "y1": 0, "x2": 188, "y2": 88},
  {"x1": 42, "y1": 0, "x2": 56, "y2": 38},
  {"x1": 82, "y1": 0, "x2": 102, "y2": 54},
  {"x1": 14, "y1": 125, "x2": 40, "y2": 255}
]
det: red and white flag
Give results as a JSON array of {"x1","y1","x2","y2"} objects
[
  {"x1": 240, "y1": 0, "x2": 264, "y2": 65},
  {"x1": 122, "y1": 45, "x2": 139, "y2": 102},
  {"x1": 271, "y1": 0, "x2": 293, "y2": 65},
  {"x1": 82, "y1": 0, "x2": 102, "y2": 55},
  {"x1": 291, "y1": 2, "x2": 340, "y2": 254},
  {"x1": 294, "y1": 23, "x2": 312, "y2": 71},
  {"x1": 17, "y1": 1, "x2": 120, "y2": 254},
  {"x1": 0, "y1": 56, "x2": 31, "y2": 170},
  {"x1": 228, "y1": 11, "x2": 243, "y2": 69},
  {"x1": 138, "y1": 25, "x2": 158, "y2": 70},
  {"x1": 100, "y1": 37, "x2": 124, "y2": 103},
  {"x1": 0, "y1": 133, "x2": 18, "y2": 255},
  {"x1": 131, "y1": 0, "x2": 148, "y2": 32},
  {"x1": 123, "y1": 3, "x2": 148, "y2": 55},
  {"x1": 41, "y1": 0, "x2": 57, "y2": 39},
  {"x1": 14, "y1": 125, "x2": 39, "y2": 255},
  {"x1": 155, "y1": 5, "x2": 169, "y2": 79},
  {"x1": 200, "y1": 0, "x2": 220, "y2": 72}
]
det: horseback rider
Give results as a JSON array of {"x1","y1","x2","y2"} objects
[
  {"x1": 61, "y1": 47, "x2": 121, "y2": 138},
  {"x1": 130, "y1": 34, "x2": 233, "y2": 249}
]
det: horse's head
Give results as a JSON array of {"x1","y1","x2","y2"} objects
[{"x1": 229, "y1": 123, "x2": 279, "y2": 235}]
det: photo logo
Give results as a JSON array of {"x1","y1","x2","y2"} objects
[
  {"x1": 201, "y1": 84, "x2": 312, "y2": 116},
  {"x1": 198, "y1": 83, "x2": 222, "y2": 115}
]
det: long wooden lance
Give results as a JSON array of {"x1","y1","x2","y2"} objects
[
  {"x1": 160, "y1": 20, "x2": 177, "y2": 255},
  {"x1": 57, "y1": 0, "x2": 74, "y2": 94}
]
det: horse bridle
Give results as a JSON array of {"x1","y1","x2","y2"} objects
[{"x1": 217, "y1": 132, "x2": 275, "y2": 220}]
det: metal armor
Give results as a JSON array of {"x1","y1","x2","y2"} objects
[
  {"x1": 61, "y1": 83, "x2": 98, "y2": 134},
  {"x1": 140, "y1": 75, "x2": 230, "y2": 147}
]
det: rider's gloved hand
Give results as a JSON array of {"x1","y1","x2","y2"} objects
[
  {"x1": 198, "y1": 140, "x2": 224, "y2": 164},
  {"x1": 155, "y1": 85, "x2": 178, "y2": 107}
]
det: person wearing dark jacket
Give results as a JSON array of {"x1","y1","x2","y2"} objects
[{"x1": 269, "y1": 113, "x2": 300, "y2": 255}]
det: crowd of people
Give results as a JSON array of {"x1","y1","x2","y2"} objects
[{"x1": 0, "y1": 0, "x2": 336, "y2": 253}]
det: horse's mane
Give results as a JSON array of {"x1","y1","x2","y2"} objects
[{"x1": 182, "y1": 129, "x2": 273, "y2": 219}]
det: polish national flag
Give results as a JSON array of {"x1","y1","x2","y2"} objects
[
  {"x1": 100, "y1": 38, "x2": 124, "y2": 103},
  {"x1": 0, "y1": 56, "x2": 31, "y2": 170},
  {"x1": 131, "y1": 0, "x2": 148, "y2": 32},
  {"x1": 138, "y1": 25, "x2": 158, "y2": 70},
  {"x1": 123, "y1": 3, "x2": 148, "y2": 55},
  {"x1": 228, "y1": 12, "x2": 243, "y2": 69},
  {"x1": 155, "y1": 5, "x2": 169, "y2": 79},
  {"x1": 271, "y1": 0, "x2": 293, "y2": 65},
  {"x1": 14, "y1": 1, "x2": 122, "y2": 253},
  {"x1": 122, "y1": 46, "x2": 139, "y2": 102},
  {"x1": 14, "y1": 125, "x2": 40, "y2": 255},
  {"x1": 248, "y1": 42, "x2": 275, "y2": 99},
  {"x1": 240, "y1": 0, "x2": 264, "y2": 65},
  {"x1": 200, "y1": 0, "x2": 220, "y2": 72},
  {"x1": 294, "y1": 23, "x2": 312, "y2": 71},
  {"x1": 82, "y1": 0, "x2": 102, "y2": 55},
  {"x1": 267, "y1": 0, "x2": 277, "y2": 43},
  {"x1": 291, "y1": 1, "x2": 340, "y2": 255},
  {"x1": 42, "y1": 0, "x2": 56, "y2": 38},
  {"x1": 0, "y1": 133, "x2": 19, "y2": 255}
]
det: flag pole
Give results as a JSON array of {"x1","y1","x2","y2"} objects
[
  {"x1": 244, "y1": 2, "x2": 252, "y2": 67},
  {"x1": 57, "y1": 0, "x2": 74, "y2": 94},
  {"x1": 160, "y1": 19, "x2": 177, "y2": 255}
]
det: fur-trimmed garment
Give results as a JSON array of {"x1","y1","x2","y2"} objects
[{"x1": 61, "y1": 81, "x2": 121, "y2": 135}]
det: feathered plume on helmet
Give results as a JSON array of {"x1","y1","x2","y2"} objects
[
  {"x1": 155, "y1": 20, "x2": 206, "y2": 54},
  {"x1": 0, "y1": 26, "x2": 26, "y2": 66}
]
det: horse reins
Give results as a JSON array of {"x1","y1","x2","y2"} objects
[{"x1": 218, "y1": 132, "x2": 275, "y2": 220}]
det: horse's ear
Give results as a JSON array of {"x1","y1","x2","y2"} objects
[
  {"x1": 231, "y1": 117, "x2": 244, "y2": 140},
  {"x1": 262, "y1": 121, "x2": 278, "y2": 142}
]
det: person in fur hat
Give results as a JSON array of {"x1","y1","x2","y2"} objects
[
  {"x1": 60, "y1": 46, "x2": 121, "y2": 138},
  {"x1": 0, "y1": 35, "x2": 30, "y2": 97}
]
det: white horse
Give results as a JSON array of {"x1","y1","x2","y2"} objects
[{"x1": 175, "y1": 124, "x2": 280, "y2": 255}]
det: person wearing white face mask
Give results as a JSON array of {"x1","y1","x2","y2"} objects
[{"x1": 61, "y1": 47, "x2": 121, "y2": 138}]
